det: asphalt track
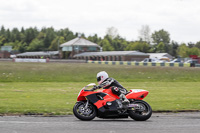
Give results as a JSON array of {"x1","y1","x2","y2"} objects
[{"x1": 0, "y1": 112, "x2": 200, "y2": 133}]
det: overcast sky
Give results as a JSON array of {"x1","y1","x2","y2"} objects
[{"x1": 0, "y1": 0, "x2": 199, "y2": 43}]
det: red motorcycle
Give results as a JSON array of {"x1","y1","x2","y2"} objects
[{"x1": 73, "y1": 83, "x2": 152, "y2": 121}]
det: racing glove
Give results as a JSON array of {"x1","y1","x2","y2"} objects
[{"x1": 91, "y1": 85, "x2": 101, "y2": 91}]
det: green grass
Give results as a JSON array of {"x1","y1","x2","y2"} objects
[
  {"x1": 0, "y1": 82, "x2": 80, "y2": 115},
  {"x1": 0, "y1": 62, "x2": 200, "y2": 82},
  {"x1": 0, "y1": 62, "x2": 200, "y2": 115},
  {"x1": 0, "y1": 82, "x2": 200, "y2": 115}
]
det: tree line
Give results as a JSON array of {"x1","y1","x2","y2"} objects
[{"x1": 0, "y1": 25, "x2": 200, "y2": 57}]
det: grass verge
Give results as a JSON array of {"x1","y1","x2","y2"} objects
[
  {"x1": 0, "y1": 62, "x2": 199, "y2": 115},
  {"x1": 0, "y1": 62, "x2": 200, "y2": 82},
  {"x1": 0, "y1": 82, "x2": 200, "y2": 115}
]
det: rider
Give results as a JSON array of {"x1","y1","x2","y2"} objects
[{"x1": 92, "y1": 71, "x2": 129, "y2": 104}]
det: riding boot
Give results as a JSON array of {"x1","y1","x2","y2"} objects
[{"x1": 119, "y1": 94, "x2": 130, "y2": 104}]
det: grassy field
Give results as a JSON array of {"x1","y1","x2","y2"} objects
[
  {"x1": 1, "y1": 62, "x2": 200, "y2": 82},
  {"x1": 0, "y1": 62, "x2": 200, "y2": 115}
]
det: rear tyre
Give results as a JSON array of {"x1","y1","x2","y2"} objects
[
  {"x1": 128, "y1": 100, "x2": 152, "y2": 121},
  {"x1": 73, "y1": 101, "x2": 96, "y2": 121}
]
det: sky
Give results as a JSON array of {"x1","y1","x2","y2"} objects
[{"x1": 0, "y1": 0, "x2": 200, "y2": 43}]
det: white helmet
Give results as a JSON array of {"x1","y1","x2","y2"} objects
[{"x1": 97, "y1": 71, "x2": 109, "y2": 85}]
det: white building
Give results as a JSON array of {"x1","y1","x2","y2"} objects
[{"x1": 60, "y1": 37, "x2": 101, "y2": 58}]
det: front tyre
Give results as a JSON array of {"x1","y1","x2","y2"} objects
[
  {"x1": 73, "y1": 101, "x2": 96, "y2": 121},
  {"x1": 128, "y1": 100, "x2": 152, "y2": 121}
]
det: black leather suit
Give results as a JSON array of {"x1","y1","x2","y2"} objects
[{"x1": 97, "y1": 78, "x2": 128, "y2": 96}]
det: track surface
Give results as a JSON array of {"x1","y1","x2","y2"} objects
[{"x1": 0, "y1": 112, "x2": 200, "y2": 133}]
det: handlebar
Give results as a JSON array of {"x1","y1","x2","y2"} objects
[
  {"x1": 84, "y1": 86, "x2": 97, "y2": 91},
  {"x1": 84, "y1": 89, "x2": 93, "y2": 91}
]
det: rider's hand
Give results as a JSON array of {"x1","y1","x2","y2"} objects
[{"x1": 91, "y1": 85, "x2": 99, "y2": 91}]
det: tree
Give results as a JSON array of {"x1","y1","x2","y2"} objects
[
  {"x1": 177, "y1": 43, "x2": 200, "y2": 57},
  {"x1": 5, "y1": 29, "x2": 11, "y2": 42},
  {"x1": 100, "y1": 39, "x2": 114, "y2": 51},
  {"x1": 188, "y1": 42, "x2": 195, "y2": 48},
  {"x1": 24, "y1": 27, "x2": 38, "y2": 44},
  {"x1": 112, "y1": 36, "x2": 128, "y2": 51},
  {"x1": 88, "y1": 34, "x2": 101, "y2": 44},
  {"x1": 195, "y1": 41, "x2": 200, "y2": 49},
  {"x1": 187, "y1": 47, "x2": 200, "y2": 56},
  {"x1": 20, "y1": 27, "x2": 25, "y2": 34},
  {"x1": 58, "y1": 28, "x2": 76, "y2": 42},
  {"x1": 169, "y1": 41, "x2": 179, "y2": 57},
  {"x1": 11, "y1": 28, "x2": 21, "y2": 42},
  {"x1": 106, "y1": 27, "x2": 119, "y2": 39},
  {"x1": 37, "y1": 32, "x2": 45, "y2": 40},
  {"x1": 3, "y1": 41, "x2": 26, "y2": 52},
  {"x1": 17, "y1": 42, "x2": 27, "y2": 53},
  {"x1": 156, "y1": 42, "x2": 165, "y2": 53},
  {"x1": 125, "y1": 41, "x2": 150, "y2": 52},
  {"x1": 138, "y1": 25, "x2": 152, "y2": 43},
  {"x1": 0, "y1": 26, "x2": 6, "y2": 46},
  {"x1": 0, "y1": 26, "x2": 6, "y2": 35},
  {"x1": 49, "y1": 36, "x2": 65, "y2": 51},
  {"x1": 0, "y1": 36, "x2": 6, "y2": 46},
  {"x1": 151, "y1": 29, "x2": 170, "y2": 52},
  {"x1": 152, "y1": 29, "x2": 170, "y2": 44},
  {"x1": 43, "y1": 28, "x2": 56, "y2": 50},
  {"x1": 177, "y1": 43, "x2": 188, "y2": 57},
  {"x1": 27, "y1": 39, "x2": 44, "y2": 51}
]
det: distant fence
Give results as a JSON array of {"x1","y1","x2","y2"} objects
[
  {"x1": 1, "y1": 59, "x2": 199, "y2": 67},
  {"x1": 5, "y1": 58, "x2": 86, "y2": 63},
  {"x1": 49, "y1": 59, "x2": 86, "y2": 63},
  {"x1": 14, "y1": 58, "x2": 47, "y2": 63},
  {"x1": 87, "y1": 60, "x2": 193, "y2": 67}
]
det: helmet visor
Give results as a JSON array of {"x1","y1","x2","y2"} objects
[{"x1": 97, "y1": 76, "x2": 101, "y2": 82}]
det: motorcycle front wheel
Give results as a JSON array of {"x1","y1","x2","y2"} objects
[
  {"x1": 128, "y1": 100, "x2": 152, "y2": 121},
  {"x1": 73, "y1": 101, "x2": 96, "y2": 121}
]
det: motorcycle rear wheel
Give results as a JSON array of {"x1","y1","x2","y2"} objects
[
  {"x1": 128, "y1": 100, "x2": 152, "y2": 121},
  {"x1": 73, "y1": 101, "x2": 96, "y2": 121}
]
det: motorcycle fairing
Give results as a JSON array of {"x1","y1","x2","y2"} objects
[
  {"x1": 97, "y1": 88, "x2": 119, "y2": 99},
  {"x1": 86, "y1": 92, "x2": 119, "y2": 113},
  {"x1": 126, "y1": 89, "x2": 149, "y2": 100},
  {"x1": 77, "y1": 90, "x2": 97, "y2": 101}
]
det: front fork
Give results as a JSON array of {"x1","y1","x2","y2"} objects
[{"x1": 84, "y1": 100, "x2": 89, "y2": 109}]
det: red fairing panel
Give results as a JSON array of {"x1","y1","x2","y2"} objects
[
  {"x1": 97, "y1": 88, "x2": 119, "y2": 99},
  {"x1": 94, "y1": 95, "x2": 116, "y2": 109},
  {"x1": 77, "y1": 90, "x2": 98, "y2": 101},
  {"x1": 77, "y1": 88, "x2": 117, "y2": 109},
  {"x1": 126, "y1": 90, "x2": 149, "y2": 100}
]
